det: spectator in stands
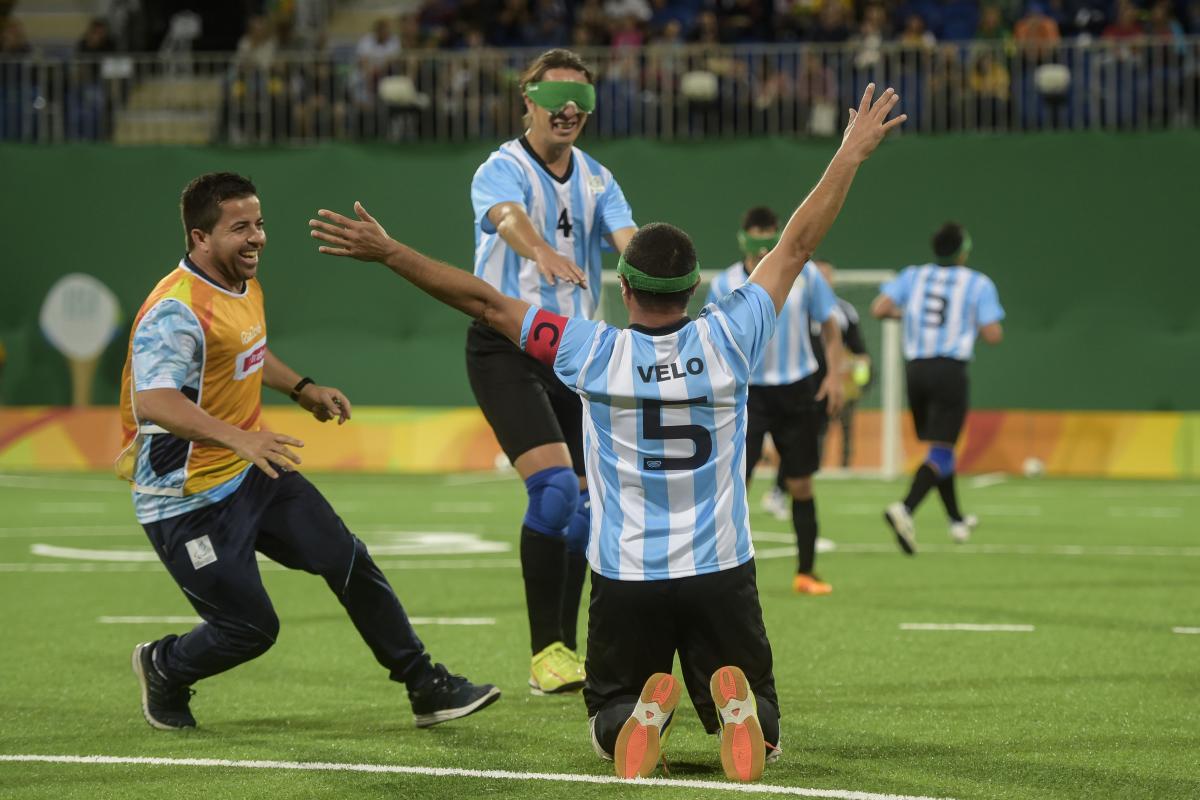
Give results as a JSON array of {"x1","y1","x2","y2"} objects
[
  {"x1": 969, "y1": 47, "x2": 1011, "y2": 123},
  {"x1": 611, "y1": 14, "x2": 646, "y2": 49},
  {"x1": 853, "y1": 3, "x2": 891, "y2": 71},
  {"x1": 691, "y1": 9, "x2": 723, "y2": 44},
  {"x1": 810, "y1": 1, "x2": 852, "y2": 42},
  {"x1": 1103, "y1": 0, "x2": 1145, "y2": 39},
  {"x1": 649, "y1": 0, "x2": 693, "y2": 37},
  {"x1": 531, "y1": 0, "x2": 570, "y2": 47},
  {"x1": 235, "y1": 16, "x2": 277, "y2": 72},
  {"x1": 1146, "y1": 0, "x2": 1185, "y2": 43},
  {"x1": 975, "y1": 4, "x2": 1013, "y2": 45},
  {"x1": 353, "y1": 17, "x2": 401, "y2": 134},
  {"x1": 604, "y1": 0, "x2": 653, "y2": 23},
  {"x1": 798, "y1": 49, "x2": 839, "y2": 134},
  {"x1": 71, "y1": 18, "x2": 118, "y2": 140},
  {"x1": 576, "y1": 0, "x2": 611, "y2": 45},
  {"x1": 0, "y1": 16, "x2": 31, "y2": 54},
  {"x1": 1013, "y1": 2, "x2": 1061, "y2": 60},
  {"x1": 900, "y1": 13, "x2": 938, "y2": 47},
  {"x1": 493, "y1": 0, "x2": 536, "y2": 46}
]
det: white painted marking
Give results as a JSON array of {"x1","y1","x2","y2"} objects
[
  {"x1": 0, "y1": 558, "x2": 522, "y2": 574},
  {"x1": 900, "y1": 624, "x2": 1034, "y2": 632},
  {"x1": 98, "y1": 616, "x2": 202, "y2": 624},
  {"x1": 968, "y1": 473, "x2": 1007, "y2": 489},
  {"x1": 0, "y1": 754, "x2": 959, "y2": 800},
  {"x1": 0, "y1": 525, "x2": 142, "y2": 539},
  {"x1": 34, "y1": 502, "x2": 109, "y2": 513},
  {"x1": 0, "y1": 474, "x2": 126, "y2": 492},
  {"x1": 432, "y1": 502, "x2": 495, "y2": 513},
  {"x1": 1172, "y1": 627, "x2": 1200, "y2": 635},
  {"x1": 409, "y1": 617, "x2": 495, "y2": 626},
  {"x1": 31, "y1": 544, "x2": 159, "y2": 562},
  {"x1": 971, "y1": 505, "x2": 1042, "y2": 517},
  {"x1": 1108, "y1": 507, "x2": 1182, "y2": 519}
]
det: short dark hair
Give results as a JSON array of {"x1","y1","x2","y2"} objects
[
  {"x1": 520, "y1": 49, "x2": 594, "y2": 87},
  {"x1": 180, "y1": 172, "x2": 258, "y2": 251},
  {"x1": 622, "y1": 222, "x2": 698, "y2": 313},
  {"x1": 931, "y1": 221, "x2": 965, "y2": 259},
  {"x1": 741, "y1": 206, "x2": 778, "y2": 231}
]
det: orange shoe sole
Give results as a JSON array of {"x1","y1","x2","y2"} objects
[
  {"x1": 614, "y1": 672, "x2": 681, "y2": 779},
  {"x1": 710, "y1": 665, "x2": 765, "y2": 782},
  {"x1": 792, "y1": 575, "x2": 833, "y2": 595}
]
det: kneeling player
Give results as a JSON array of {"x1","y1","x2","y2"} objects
[
  {"x1": 311, "y1": 84, "x2": 905, "y2": 780},
  {"x1": 871, "y1": 222, "x2": 1005, "y2": 553}
]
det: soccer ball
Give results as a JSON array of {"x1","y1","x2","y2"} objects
[{"x1": 1022, "y1": 457, "x2": 1045, "y2": 478}]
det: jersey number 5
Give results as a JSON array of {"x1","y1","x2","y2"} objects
[{"x1": 641, "y1": 397, "x2": 713, "y2": 471}]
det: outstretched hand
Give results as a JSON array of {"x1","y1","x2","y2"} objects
[
  {"x1": 310, "y1": 202, "x2": 395, "y2": 263},
  {"x1": 840, "y1": 83, "x2": 907, "y2": 163}
]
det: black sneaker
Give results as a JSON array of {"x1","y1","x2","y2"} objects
[
  {"x1": 131, "y1": 641, "x2": 196, "y2": 730},
  {"x1": 408, "y1": 663, "x2": 500, "y2": 728}
]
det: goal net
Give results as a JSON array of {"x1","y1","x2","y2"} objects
[{"x1": 597, "y1": 268, "x2": 903, "y2": 479}]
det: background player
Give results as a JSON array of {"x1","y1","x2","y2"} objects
[
  {"x1": 119, "y1": 172, "x2": 499, "y2": 732},
  {"x1": 871, "y1": 222, "x2": 1005, "y2": 553},
  {"x1": 310, "y1": 82, "x2": 906, "y2": 781},
  {"x1": 468, "y1": 48, "x2": 637, "y2": 694},
  {"x1": 707, "y1": 208, "x2": 845, "y2": 596}
]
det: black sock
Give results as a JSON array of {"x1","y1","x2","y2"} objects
[
  {"x1": 560, "y1": 551, "x2": 588, "y2": 651},
  {"x1": 520, "y1": 525, "x2": 567, "y2": 654},
  {"x1": 903, "y1": 464, "x2": 939, "y2": 512},
  {"x1": 937, "y1": 473, "x2": 963, "y2": 522},
  {"x1": 792, "y1": 497, "x2": 817, "y2": 574},
  {"x1": 775, "y1": 469, "x2": 786, "y2": 493}
]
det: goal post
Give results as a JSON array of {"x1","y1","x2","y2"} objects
[{"x1": 597, "y1": 268, "x2": 903, "y2": 480}]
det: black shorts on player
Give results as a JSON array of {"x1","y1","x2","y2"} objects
[
  {"x1": 905, "y1": 357, "x2": 968, "y2": 443},
  {"x1": 745, "y1": 374, "x2": 822, "y2": 480},
  {"x1": 465, "y1": 321, "x2": 586, "y2": 474},
  {"x1": 584, "y1": 560, "x2": 780, "y2": 755}
]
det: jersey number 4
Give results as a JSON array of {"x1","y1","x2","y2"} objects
[
  {"x1": 641, "y1": 397, "x2": 713, "y2": 471},
  {"x1": 556, "y1": 209, "x2": 573, "y2": 239}
]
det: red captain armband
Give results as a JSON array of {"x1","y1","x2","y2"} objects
[{"x1": 525, "y1": 308, "x2": 568, "y2": 367}]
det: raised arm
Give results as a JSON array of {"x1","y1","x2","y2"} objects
[
  {"x1": 311, "y1": 202, "x2": 531, "y2": 345},
  {"x1": 751, "y1": 84, "x2": 906, "y2": 313}
]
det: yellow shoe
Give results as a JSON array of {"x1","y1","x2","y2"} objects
[
  {"x1": 614, "y1": 672, "x2": 681, "y2": 779},
  {"x1": 710, "y1": 665, "x2": 765, "y2": 782},
  {"x1": 529, "y1": 642, "x2": 585, "y2": 695},
  {"x1": 792, "y1": 573, "x2": 833, "y2": 596}
]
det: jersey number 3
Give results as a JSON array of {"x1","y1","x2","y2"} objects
[
  {"x1": 556, "y1": 209, "x2": 573, "y2": 239},
  {"x1": 922, "y1": 293, "x2": 947, "y2": 328},
  {"x1": 641, "y1": 397, "x2": 713, "y2": 471}
]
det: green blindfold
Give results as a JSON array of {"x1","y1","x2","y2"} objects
[
  {"x1": 525, "y1": 81, "x2": 597, "y2": 114},
  {"x1": 617, "y1": 254, "x2": 700, "y2": 294},
  {"x1": 737, "y1": 230, "x2": 780, "y2": 256},
  {"x1": 936, "y1": 231, "x2": 972, "y2": 265}
]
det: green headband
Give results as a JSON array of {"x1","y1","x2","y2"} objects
[
  {"x1": 737, "y1": 230, "x2": 780, "y2": 256},
  {"x1": 617, "y1": 254, "x2": 700, "y2": 293},
  {"x1": 937, "y1": 231, "x2": 973, "y2": 265},
  {"x1": 525, "y1": 81, "x2": 596, "y2": 114}
]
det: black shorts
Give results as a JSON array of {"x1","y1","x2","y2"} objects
[
  {"x1": 465, "y1": 321, "x2": 585, "y2": 475},
  {"x1": 583, "y1": 560, "x2": 778, "y2": 734},
  {"x1": 745, "y1": 375, "x2": 822, "y2": 479},
  {"x1": 906, "y1": 357, "x2": 969, "y2": 443}
]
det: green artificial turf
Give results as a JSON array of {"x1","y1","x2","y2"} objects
[{"x1": 0, "y1": 471, "x2": 1197, "y2": 799}]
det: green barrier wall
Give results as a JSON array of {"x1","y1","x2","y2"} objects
[{"x1": 1, "y1": 132, "x2": 1197, "y2": 410}]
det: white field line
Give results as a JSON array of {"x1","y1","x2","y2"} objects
[
  {"x1": 1172, "y1": 627, "x2": 1200, "y2": 635},
  {"x1": 968, "y1": 473, "x2": 1007, "y2": 489},
  {"x1": 0, "y1": 559, "x2": 521, "y2": 574},
  {"x1": 0, "y1": 474, "x2": 127, "y2": 493},
  {"x1": 432, "y1": 502, "x2": 495, "y2": 513},
  {"x1": 96, "y1": 615, "x2": 495, "y2": 626},
  {"x1": 900, "y1": 624, "x2": 1035, "y2": 632},
  {"x1": 0, "y1": 526, "x2": 142, "y2": 539},
  {"x1": 754, "y1": 542, "x2": 1200, "y2": 559},
  {"x1": 1108, "y1": 507, "x2": 1183, "y2": 519},
  {"x1": 0, "y1": 754, "x2": 958, "y2": 800}
]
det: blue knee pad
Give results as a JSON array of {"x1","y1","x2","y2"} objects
[
  {"x1": 565, "y1": 490, "x2": 590, "y2": 555},
  {"x1": 926, "y1": 445, "x2": 955, "y2": 476},
  {"x1": 523, "y1": 466, "x2": 579, "y2": 537}
]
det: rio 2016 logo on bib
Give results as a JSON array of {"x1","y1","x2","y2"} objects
[{"x1": 234, "y1": 337, "x2": 267, "y2": 380}]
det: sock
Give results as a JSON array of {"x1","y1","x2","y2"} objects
[
  {"x1": 561, "y1": 553, "x2": 588, "y2": 651},
  {"x1": 775, "y1": 469, "x2": 786, "y2": 494},
  {"x1": 792, "y1": 498, "x2": 817, "y2": 574},
  {"x1": 520, "y1": 525, "x2": 567, "y2": 654},
  {"x1": 937, "y1": 473, "x2": 963, "y2": 522},
  {"x1": 903, "y1": 463, "x2": 939, "y2": 513}
]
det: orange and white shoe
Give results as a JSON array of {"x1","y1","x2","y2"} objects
[
  {"x1": 710, "y1": 665, "x2": 765, "y2": 782},
  {"x1": 792, "y1": 573, "x2": 833, "y2": 595},
  {"x1": 614, "y1": 672, "x2": 680, "y2": 780}
]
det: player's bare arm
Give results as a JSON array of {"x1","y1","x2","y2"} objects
[
  {"x1": 605, "y1": 225, "x2": 637, "y2": 255},
  {"x1": 488, "y1": 201, "x2": 587, "y2": 287},
  {"x1": 134, "y1": 388, "x2": 304, "y2": 479},
  {"x1": 980, "y1": 322, "x2": 1004, "y2": 344},
  {"x1": 311, "y1": 202, "x2": 531, "y2": 346},
  {"x1": 752, "y1": 84, "x2": 906, "y2": 313},
  {"x1": 263, "y1": 349, "x2": 351, "y2": 424},
  {"x1": 870, "y1": 294, "x2": 902, "y2": 320},
  {"x1": 816, "y1": 317, "x2": 846, "y2": 416}
]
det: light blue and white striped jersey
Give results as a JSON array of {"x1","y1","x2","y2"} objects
[
  {"x1": 520, "y1": 283, "x2": 777, "y2": 581},
  {"x1": 471, "y1": 137, "x2": 635, "y2": 319},
  {"x1": 882, "y1": 264, "x2": 1005, "y2": 361},
  {"x1": 706, "y1": 260, "x2": 835, "y2": 386}
]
